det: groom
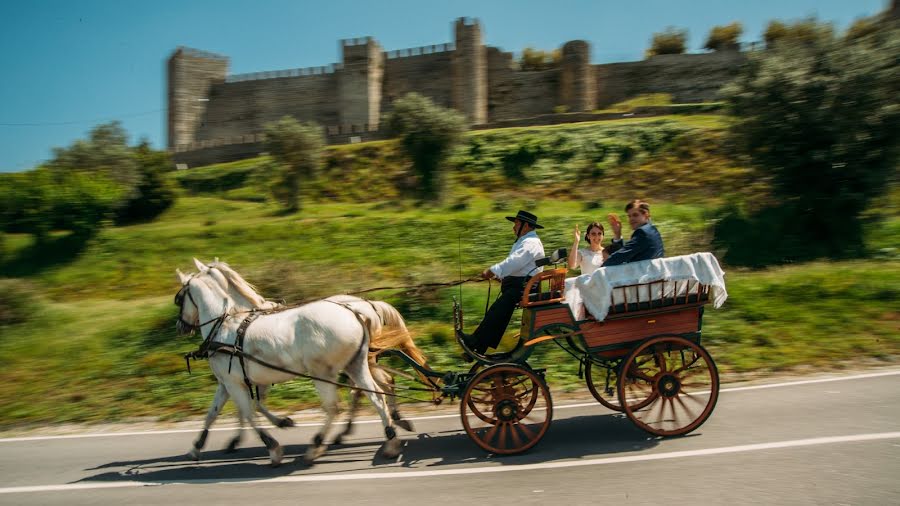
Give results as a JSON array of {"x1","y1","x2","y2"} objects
[{"x1": 603, "y1": 199, "x2": 665, "y2": 266}]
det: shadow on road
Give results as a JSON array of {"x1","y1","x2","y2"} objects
[{"x1": 75, "y1": 411, "x2": 666, "y2": 486}]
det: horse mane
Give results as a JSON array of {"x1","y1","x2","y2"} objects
[{"x1": 208, "y1": 261, "x2": 275, "y2": 309}]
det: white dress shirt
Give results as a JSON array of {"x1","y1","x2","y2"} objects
[{"x1": 490, "y1": 231, "x2": 545, "y2": 279}]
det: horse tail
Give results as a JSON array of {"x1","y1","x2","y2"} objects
[{"x1": 367, "y1": 301, "x2": 432, "y2": 384}]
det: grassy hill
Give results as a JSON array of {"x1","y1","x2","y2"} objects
[{"x1": 1, "y1": 114, "x2": 897, "y2": 429}]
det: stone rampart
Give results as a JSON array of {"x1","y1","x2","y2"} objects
[
  {"x1": 595, "y1": 51, "x2": 745, "y2": 106},
  {"x1": 195, "y1": 73, "x2": 339, "y2": 142},
  {"x1": 382, "y1": 51, "x2": 455, "y2": 110}
]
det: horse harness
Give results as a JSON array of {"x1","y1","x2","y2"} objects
[{"x1": 180, "y1": 296, "x2": 418, "y2": 401}]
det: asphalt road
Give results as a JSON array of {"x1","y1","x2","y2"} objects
[{"x1": 1, "y1": 369, "x2": 898, "y2": 505}]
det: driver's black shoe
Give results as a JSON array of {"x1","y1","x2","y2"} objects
[{"x1": 456, "y1": 329, "x2": 485, "y2": 355}]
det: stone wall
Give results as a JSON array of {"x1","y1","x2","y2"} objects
[
  {"x1": 194, "y1": 73, "x2": 339, "y2": 143},
  {"x1": 488, "y1": 64, "x2": 559, "y2": 121},
  {"x1": 382, "y1": 50, "x2": 454, "y2": 111},
  {"x1": 594, "y1": 51, "x2": 746, "y2": 107}
]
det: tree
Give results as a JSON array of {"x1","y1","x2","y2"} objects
[
  {"x1": 48, "y1": 121, "x2": 141, "y2": 193},
  {"x1": 386, "y1": 93, "x2": 467, "y2": 202},
  {"x1": 646, "y1": 27, "x2": 688, "y2": 57},
  {"x1": 519, "y1": 47, "x2": 561, "y2": 71},
  {"x1": 264, "y1": 117, "x2": 324, "y2": 212},
  {"x1": 718, "y1": 21, "x2": 899, "y2": 263},
  {"x1": 763, "y1": 18, "x2": 833, "y2": 49},
  {"x1": 845, "y1": 17, "x2": 881, "y2": 41},
  {"x1": 704, "y1": 22, "x2": 743, "y2": 51},
  {"x1": 116, "y1": 140, "x2": 177, "y2": 224}
]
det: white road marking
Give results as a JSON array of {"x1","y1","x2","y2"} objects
[
  {"x1": 2, "y1": 369, "x2": 898, "y2": 443},
  {"x1": 1, "y1": 431, "x2": 898, "y2": 494}
]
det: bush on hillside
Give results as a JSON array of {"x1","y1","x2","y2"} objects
[
  {"x1": 264, "y1": 117, "x2": 325, "y2": 212},
  {"x1": 0, "y1": 169, "x2": 123, "y2": 242},
  {"x1": 387, "y1": 93, "x2": 467, "y2": 203},
  {"x1": 116, "y1": 141, "x2": 177, "y2": 224},
  {"x1": 0, "y1": 279, "x2": 40, "y2": 327},
  {"x1": 719, "y1": 20, "x2": 899, "y2": 264}
]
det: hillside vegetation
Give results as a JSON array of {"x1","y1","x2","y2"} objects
[{"x1": 1, "y1": 114, "x2": 897, "y2": 429}]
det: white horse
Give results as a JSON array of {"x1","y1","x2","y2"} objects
[
  {"x1": 200, "y1": 260, "x2": 431, "y2": 448},
  {"x1": 175, "y1": 259, "x2": 402, "y2": 465}
]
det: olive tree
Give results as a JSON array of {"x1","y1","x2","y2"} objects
[
  {"x1": 264, "y1": 117, "x2": 325, "y2": 211},
  {"x1": 386, "y1": 93, "x2": 467, "y2": 202},
  {"x1": 716, "y1": 20, "x2": 899, "y2": 263}
]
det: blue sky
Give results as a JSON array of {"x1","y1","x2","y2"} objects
[{"x1": 0, "y1": 0, "x2": 888, "y2": 172}]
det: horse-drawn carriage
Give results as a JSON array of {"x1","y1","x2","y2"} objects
[
  {"x1": 176, "y1": 253, "x2": 725, "y2": 463},
  {"x1": 381, "y1": 251, "x2": 724, "y2": 454}
]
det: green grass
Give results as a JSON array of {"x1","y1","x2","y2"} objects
[{"x1": 0, "y1": 113, "x2": 897, "y2": 429}]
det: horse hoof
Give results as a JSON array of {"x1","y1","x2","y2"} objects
[
  {"x1": 225, "y1": 438, "x2": 241, "y2": 453},
  {"x1": 381, "y1": 438, "x2": 403, "y2": 459},
  {"x1": 333, "y1": 434, "x2": 344, "y2": 446},
  {"x1": 395, "y1": 419, "x2": 415, "y2": 432},
  {"x1": 188, "y1": 448, "x2": 201, "y2": 461},
  {"x1": 269, "y1": 446, "x2": 284, "y2": 467},
  {"x1": 303, "y1": 444, "x2": 326, "y2": 464},
  {"x1": 277, "y1": 417, "x2": 295, "y2": 428}
]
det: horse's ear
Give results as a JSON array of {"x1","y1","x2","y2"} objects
[
  {"x1": 193, "y1": 258, "x2": 207, "y2": 272},
  {"x1": 176, "y1": 269, "x2": 187, "y2": 283}
]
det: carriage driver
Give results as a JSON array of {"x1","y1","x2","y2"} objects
[{"x1": 458, "y1": 210, "x2": 545, "y2": 355}]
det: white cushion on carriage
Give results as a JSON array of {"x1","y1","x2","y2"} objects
[{"x1": 572, "y1": 252, "x2": 728, "y2": 322}]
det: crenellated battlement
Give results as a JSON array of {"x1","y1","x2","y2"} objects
[
  {"x1": 226, "y1": 64, "x2": 342, "y2": 82},
  {"x1": 384, "y1": 43, "x2": 455, "y2": 59},
  {"x1": 175, "y1": 46, "x2": 228, "y2": 60}
]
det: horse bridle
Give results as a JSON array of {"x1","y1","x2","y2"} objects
[{"x1": 175, "y1": 274, "x2": 226, "y2": 334}]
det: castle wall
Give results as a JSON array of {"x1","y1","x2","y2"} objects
[
  {"x1": 193, "y1": 72, "x2": 339, "y2": 143},
  {"x1": 382, "y1": 50, "x2": 455, "y2": 111},
  {"x1": 594, "y1": 51, "x2": 745, "y2": 107},
  {"x1": 168, "y1": 18, "x2": 751, "y2": 165},
  {"x1": 487, "y1": 48, "x2": 559, "y2": 122}
]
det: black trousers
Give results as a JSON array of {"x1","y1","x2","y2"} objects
[{"x1": 471, "y1": 276, "x2": 528, "y2": 351}]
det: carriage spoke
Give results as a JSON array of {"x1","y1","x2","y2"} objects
[{"x1": 508, "y1": 423, "x2": 523, "y2": 448}]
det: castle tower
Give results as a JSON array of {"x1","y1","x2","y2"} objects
[
  {"x1": 166, "y1": 47, "x2": 228, "y2": 148},
  {"x1": 338, "y1": 37, "x2": 384, "y2": 129},
  {"x1": 559, "y1": 40, "x2": 595, "y2": 112},
  {"x1": 452, "y1": 17, "x2": 487, "y2": 125}
]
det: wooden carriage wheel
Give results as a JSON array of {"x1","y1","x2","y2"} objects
[
  {"x1": 618, "y1": 335, "x2": 719, "y2": 437},
  {"x1": 585, "y1": 358, "x2": 659, "y2": 412},
  {"x1": 584, "y1": 360, "x2": 624, "y2": 411},
  {"x1": 460, "y1": 364, "x2": 552, "y2": 454}
]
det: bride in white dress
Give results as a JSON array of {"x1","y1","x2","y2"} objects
[{"x1": 565, "y1": 221, "x2": 609, "y2": 319}]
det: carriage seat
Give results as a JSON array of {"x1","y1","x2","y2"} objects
[{"x1": 522, "y1": 268, "x2": 567, "y2": 307}]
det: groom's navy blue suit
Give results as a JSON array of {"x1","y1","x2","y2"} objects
[{"x1": 602, "y1": 221, "x2": 665, "y2": 266}]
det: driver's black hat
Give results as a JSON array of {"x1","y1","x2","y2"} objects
[{"x1": 505, "y1": 210, "x2": 543, "y2": 229}]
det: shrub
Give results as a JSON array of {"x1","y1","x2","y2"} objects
[
  {"x1": 646, "y1": 27, "x2": 688, "y2": 57},
  {"x1": 0, "y1": 279, "x2": 40, "y2": 327},
  {"x1": 520, "y1": 47, "x2": 561, "y2": 71},
  {"x1": 704, "y1": 22, "x2": 743, "y2": 51}
]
